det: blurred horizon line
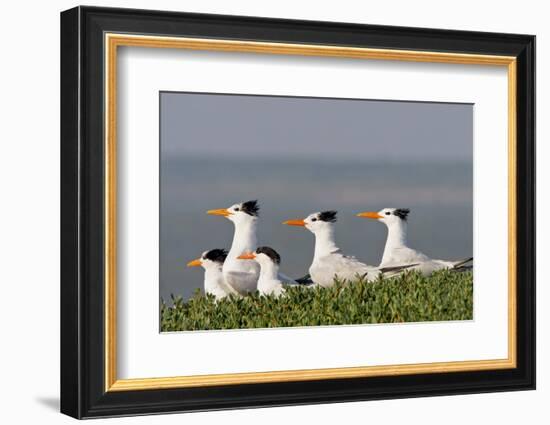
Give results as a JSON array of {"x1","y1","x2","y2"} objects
[{"x1": 161, "y1": 153, "x2": 473, "y2": 163}]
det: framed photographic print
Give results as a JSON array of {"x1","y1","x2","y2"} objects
[{"x1": 60, "y1": 6, "x2": 535, "y2": 419}]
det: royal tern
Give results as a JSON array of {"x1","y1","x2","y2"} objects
[
  {"x1": 187, "y1": 249, "x2": 239, "y2": 299},
  {"x1": 284, "y1": 211, "x2": 411, "y2": 287},
  {"x1": 207, "y1": 200, "x2": 261, "y2": 295},
  {"x1": 238, "y1": 247, "x2": 289, "y2": 297},
  {"x1": 356, "y1": 208, "x2": 473, "y2": 275},
  {"x1": 207, "y1": 200, "x2": 298, "y2": 294}
]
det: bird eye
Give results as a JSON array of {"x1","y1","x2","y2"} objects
[
  {"x1": 235, "y1": 207, "x2": 240, "y2": 211},
  {"x1": 385, "y1": 212, "x2": 390, "y2": 215},
  {"x1": 311, "y1": 218, "x2": 317, "y2": 222}
]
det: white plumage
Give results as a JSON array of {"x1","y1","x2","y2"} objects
[
  {"x1": 207, "y1": 200, "x2": 296, "y2": 294},
  {"x1": 238, "y1": 246, "x2": 289, "y2": 297},
  {"x1": 356, "y1": 208, "x2": 472, "y2": 276},
  {"x1": 187, "y1": 249, "x2": 239, "y2": 300},
  {"x1": 309, "y1": 251, "x2": 383, "y2": 287},
  {"x1": 207, "y1": 201, "x2": 261, "y2": 295},
  {"x1": 284, "y1": 211, "x2": 404, "y2": 288}
]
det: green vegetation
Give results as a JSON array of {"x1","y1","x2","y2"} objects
[{"x1": 160, "y1": 270, "x2": 473, "y2": 332}]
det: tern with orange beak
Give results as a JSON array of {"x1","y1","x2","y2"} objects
[
  {"x1": 284, "y1": 211, "x2": 412, "y2": 287},
  {"x1": 207, "y1": 200, "x2": 298, "y2": 294},
  {"x1": 187, "y1": 249, "x2": 239, "y2": 299},
  {"x1": 237, "y1": 247, "x2": 291, "y2": 296},
  {"x1": 356, "y1": 208, "x2": 473, "y2": 275},
  {"x1": 206, "y1": 200, "x2": 261, "y2": 294}
]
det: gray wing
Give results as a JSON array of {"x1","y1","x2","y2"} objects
[
  {"x1": 383, "y1": 247, "x2": 431, "y2": 266},
  {"x1": 224, "y1": 270, "x2": 258, "y2": 295},
  {"x1": 311, "y1": 253, "x2": 379, "y2": 286}
]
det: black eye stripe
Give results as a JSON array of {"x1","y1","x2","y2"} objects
[
  {"x1": 255, "y1": 246, "x2": 281, "y2": 264},
  {"x1": 393, "y1": 208, "x2": 410, "y2": 220},
  {"x1": 203, "y1": 249, "x2": 228, "y2": 263},
  {"x1": 318, "y1": 211, "x2": 337, "y2": 223},
  {"x1": 240, "y1": 200, "x2": 260, "y2": 216}
]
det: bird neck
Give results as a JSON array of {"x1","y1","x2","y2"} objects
[
  {"x1": 258, "y1": 262, "x2": 279, "y2": 281},
  {"x1": 313, "y1": 226, "x2": 340, "y2": 260},
  {"x1": 382, "y1": 220, "x2": 408, "y2": 262},
  {"x1": 228, "y1": 219, "x2": 258, "y2": 257},
  {"x1": 203, "y1": 266, "x2": 224, "y2": 290}
]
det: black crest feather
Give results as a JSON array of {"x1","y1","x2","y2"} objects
[
  {"x1": 393, "y1": 208, "x2": 410, "y2": 220},
  {"x1": 203, "y1": 249, "x2": 228, "y2": 263},
  {"x1": 256, "y1": 246, "x2": 281, "y2": 264},
  {"x1": 241, "y1": 200, "x2": 260, "y2": 216},
  {"x1": 318, "y1": 210, "x2": 337, "y2": 223}
]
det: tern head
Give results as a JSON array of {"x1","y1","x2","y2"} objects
[
  {"x1": 207, "y1": 200, "x2": 259, "y2": 225},
  {"x1": 187, "y1": 248, "x2": 228, "y2": 270},
  {"x1": 283, "y1": 210, "x2": 337, "y2": 234},
  {"x1": 356, "y1": 208, "x2": 410, "y2": 226},
  {"x1": 237, "y1": 246, "x2": 281, "y2": 268}
]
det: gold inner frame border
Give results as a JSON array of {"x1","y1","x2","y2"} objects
[{"x1": 104, "y1": 33, "x2": 517, "y2": 392}]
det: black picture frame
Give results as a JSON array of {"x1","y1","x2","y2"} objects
[{"x1": 61, "y1": 5, "x2": 535, "y2": 419}]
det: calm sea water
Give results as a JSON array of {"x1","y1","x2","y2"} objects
[{"x1": 160, "y1": 156, "x2": 473, "y2": 302}]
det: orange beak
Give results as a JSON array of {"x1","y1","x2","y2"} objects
[
  {"x1": 283, "y1": 219, "x2": 306, "y2": 227},
  {"x1": 356, "y1": 211, "x2": 384, "y2": 219},
  {"x1": 207, "y1": 208, "x2": 231, "y2": 217},
  {"x1": 237, "y1": 252, "x2": 256, "y2": 260},
  {"x1": 187, "y1": 258, "x2": 202, "y2": 267}
]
